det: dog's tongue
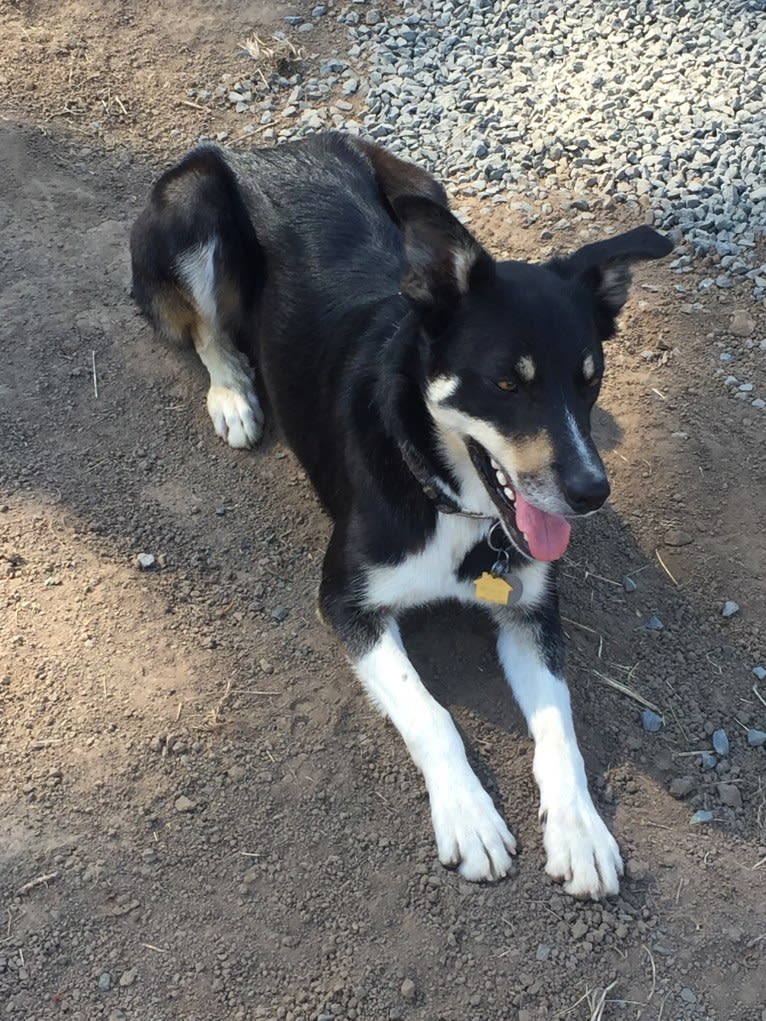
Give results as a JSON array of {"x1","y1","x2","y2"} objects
[{"x1": 513, "y1": 491, "x2": 571, "y2": 562}]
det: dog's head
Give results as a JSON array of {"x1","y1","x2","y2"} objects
[{"x1": 395, "y1": 196, "x2": 673, "y2": 562}]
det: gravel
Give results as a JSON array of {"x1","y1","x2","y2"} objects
[{"x1": 261, "y1": 0, "x2": 766, "y2": 289}]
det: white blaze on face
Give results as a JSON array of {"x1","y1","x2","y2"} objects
[
  {"x1": 516, "y1": 356, "x2": 537, "y2": 382},
  {"x1": 582, "y1": 353, "x2": 596, "y2": 382}
]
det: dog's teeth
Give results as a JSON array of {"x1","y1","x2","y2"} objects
[
  {"x1": 495, "y1": 469, "x2": 507, "y2": 486},
  {"x1": 503, "y1": 486, "x2": 515, "y2": 502},
  {"x1": 490, "y1": 458, "x2": 499, "y2": 470}
]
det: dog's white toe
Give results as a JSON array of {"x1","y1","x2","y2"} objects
[
  {"x1": 429, "y1": 773, "x2": 516, "y2": 882},
  {"x1": 541, "y1": 793, "x2": 623, "y2": 899},
  {"x1": 207, "y1": 385, "x2": 263, "y2": 449}
]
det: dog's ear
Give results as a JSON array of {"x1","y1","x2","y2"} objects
[
  {"x1": 393, "y1": 196, "x2": 495, "y2": 331},
  {"x1": 554, "y1": 226, "x2": 673, "y2": 338}
]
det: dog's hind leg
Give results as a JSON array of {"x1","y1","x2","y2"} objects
[{"x1": 130, "y1": 148, "x2": 265, "y2": 449}]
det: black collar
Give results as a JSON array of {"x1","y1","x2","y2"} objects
[{"x1": 398, "y1": 441, "x2": 493, "y2": 519}]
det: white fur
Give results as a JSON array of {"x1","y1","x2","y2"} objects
[
  {"x1": 177, "y1": 240, "x2": 264, "y2": 448},
  {"x1": 355, "y1": 623, "x2": 516, "y2": 881},
  {"x1": 582, "y1": 353, "x2": 596, "y2": 381},
  {"x1": 496, "y1": 623, "x2": 623, "y2": 898},
  {"x1": 516, "y1": 355, "x2": 537, "y2": 382},
  {"x1": 427, "y1": 375, "x2": 459, "y2": 404},
  {"x1": 565, "y1": 409, "x2": 602, "y2": 478},
  {"x1": 364, "y1": 514, "x2": 550, "y2": 613}
]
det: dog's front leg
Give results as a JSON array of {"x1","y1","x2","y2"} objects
[
  {"x1": 353, "y1": 617, "x2": 516, "y2": 881},
  {"x1": 495, "y1": 608, "x2": 623, "y2": 899}
]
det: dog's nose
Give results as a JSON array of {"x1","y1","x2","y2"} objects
[{"x1": 562, "y1": 472, "x2": 611, "y2": 514}]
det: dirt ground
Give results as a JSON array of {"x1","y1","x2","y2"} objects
[{"x1": 2, "y1": 2, "x2": 766, "y2": 1020}]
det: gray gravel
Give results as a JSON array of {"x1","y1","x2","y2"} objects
[{"x1": 260, "y1": 0, "x2": 766, "y2": 291}]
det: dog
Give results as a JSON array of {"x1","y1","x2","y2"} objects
[{"x1": 131, "y1": 132, "x2": 672, "y2": 899}]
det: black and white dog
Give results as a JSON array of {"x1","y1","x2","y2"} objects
[{"x1": 131, "y1": 133, "x2": 672, "y2": 899}]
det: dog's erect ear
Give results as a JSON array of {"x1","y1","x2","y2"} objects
[
  {"x1": 393, "y1": 196, "x2": 495, "y2": 330},
  {"x1": 555, "y1": 226, "x2": 674, "y2": 337}
]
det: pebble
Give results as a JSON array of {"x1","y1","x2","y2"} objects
[
  {"x1": 622, "y1": 575, "x2": 637, "y2": 593},
  {"x1": 664, "y1": 528, "x2": 692, "y2": 547},
  {"x1": 641, "y1": 709, "x2": 663, "y2": 733},
  {"x1": 721, "y1": 600, "x2": 739, "y2": 617},
  {"x1": 690, "y1": 809, "x2": 714, "y2": 825},
  {"x1": 670, "y1": 776, "x2": 694, "y2": 798},
  {"x1": 271, "y1": 606, "x2": 289, "y2": 622},
  {"x1": 98, "y1": 972, "x2": 112, "y2": 992},
  {"x1": 645, "y1": 615, "x2": 664, "y2": 631},
  {"x1": 699, "y1": 752, "x2": 717, "y2": 771},
  {"x1": 712, "y1": 729, "x2": 729, "y2": 756},
  {"x1": 535, "y1": 943, "x2": 551, "y2": 961},
  {"x1": 680, "y1": 988, "x2": 698, "y2": 1005},
  {"x1": 136, "y1": 553, "x2": 156, "y2": 570},
  {"x1": 728, "y1": 311, "x2": 755, "y2": 337},
  {"x1": 717, "y1": 783, "x2": 742, "y2": 809},
  {"x1": 746, "y1": 729, "x2": 766, "y2": 748},
  {"x1": 754, "y1": 666, "x2": 766, "y2": 681},
  {"x1": 174, "y1": 795, "x2": 196, "y2": 813},
  {"x1": 119, "y1": 968, "x2": 137, "y2": 988},
  {"x1": 400, "y1": 978, "x2": 416, "y2": 1002}
]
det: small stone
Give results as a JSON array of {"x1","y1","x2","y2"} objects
[
  {"x1": 535, "y1": 943, "x2": 551, "y2": 961},
  {"x1": 699, "y1": 752, "x2": 717, "y2": 771},
  {"x1": 271, "y1": 606, "x2": 289, "y2": 622},
  {"x1": 690, "y1": 809, "x2": 714, "y2": 825},
  {"x1": 98, "y1": 972, "x2": 112, "y2": 992},
  {"x1": 670, "y1": 776, "x2": 695, "y2": 798},
  {"x1": 259, "y1": 659, "x2": 274, "y2": 674},
  {"x1": 680, "y1": 987, "x2": 698, "y2": 1005},
  {"x1": 753, "y1": 666, "x2": 766, "y2": 681},
  {"x1": 622, "y1": 575, "x2": 637, "y2": 593},
  {"x1": 400, "y1": 978, "x2": 416, "y2": 1002},
  {"x1": 174, "y1": 795, "x2": 196, "y2": 813},
  {"x1": 752, "y1": 399, "x2": 766, "y2": 409},
  {"x1": 109, "y1": 1012, "x2": 127, "y2": 1021},
  {"x1": 717, "y1": 783, "x2": 742, "y2": 809},
  {"x1": 712, "y1": 729, "x2": 730, "y2": 756},
  {"x1": 645, "y1": 615, "x2": 664, "y2": 631},
  {"x1": 719, "y1": 352, "x2": 735, "y2": 363},
  {"x1": 365, "y1": 9, "x2": 382, "y2": 24},
  {"x1": 119, "y1": 968, "x2": 137, "y2": 988},
  {"x1": 663, "y1": 528, "x2": 692, "y2": 547},
  {"x1": 747, "y1": 730, "x2": 766, "y2": 748},
  {"x1": 641, "y1": 709, "x2": 663, "y2": 732},
  {"x1": 136, "y1": 553, "x2": 156, "y2": 570},
  {"x1": 722, "y1": 600, "x2": 739, "y2": 617},
  {"x1": 729, "y1": 310, "x2": 755, "y2": 337}
]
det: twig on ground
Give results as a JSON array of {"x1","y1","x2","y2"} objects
[
  {"x1": 591, "y1": 669, "x2": 663, "y2": 715},
  {"x1": 91, "y1": 350, "x2": 98, "y2": 398},
  {"x1": 17, "y1": 872, "x2": 59, "y2": 896},
  {"x1": 655, "y1": 548, "x2": 678, "y2": 586}
]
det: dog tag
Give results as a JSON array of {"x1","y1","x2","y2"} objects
[{"x1": 474, "y1": 571, "x2": 514, "y2": 605}]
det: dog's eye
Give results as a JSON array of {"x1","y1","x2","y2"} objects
[{"x1": 496, "y1": 379, "x2": 518, "y2": 393}]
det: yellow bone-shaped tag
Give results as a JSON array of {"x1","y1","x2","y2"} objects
[{"x1": 473, "y1": 571, "x2": 514, "y2": 605}]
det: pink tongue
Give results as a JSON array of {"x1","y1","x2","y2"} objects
[{"x1": 513, "y1": 490, "x2": 571, "y2": 561}]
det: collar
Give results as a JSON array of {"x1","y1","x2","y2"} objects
[{"x1": 398, "y1": 441, "x2": 494, "y2": 519}]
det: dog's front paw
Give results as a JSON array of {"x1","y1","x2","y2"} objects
[
  {"x1": 429, "y1": 772, "x2": 516, "y2": 882},
  {"x1": 207, "y1": 385, "x2": 264, "y2": 449},
  {"x1": 541, "y1": 792, "x2": 623, "y2": 899}
]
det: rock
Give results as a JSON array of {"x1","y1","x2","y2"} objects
[
  {"x1": 753, "y1": 666, "x2": 766, "y2": 681},
  {"x1": 645, "y1": 615, "x2": 664, "y2": 631},
  {"x1": 136, "y1": 553, "x2": 156, "y2": 570},
  {"x1": 680, "y1": 987, "x2": 698, "y2": 1005},
  {"x1": 699, "y1": 752, "x2": 717, "y2": 770},
  {"x1": 670, "y1": 776, "x2": 694, "y2": 798},
  {"x1": 119, "y1": 968, "x2": 137, "y2": 987},
  {"x1": 641, "y1": 709, "x2": 663, "y2": 732},
  {"x1": 622, "y1": 575, "x2": 637, "y2": 593},
  {"x1": 747, "y1": 730, "x2": 766, "y2": 748},
  {"x1": 717, "y1": 783, "x2": 742, "y2": 809},
  {"x1": 663, "y1": 528, "x2": 692, "y2": 546},
  {"x1": 98, "y1": 972, "x2": 112, "y2": 992},
  {"x1": 535, "y1": 943, "x2": 551, "y2": 961},
  {"x1": 729, "y1": 310, "x2": 755, "y2": 337},
  {"x1": 271, "y1": 606, "x2": 289, "y2": 622},
  {"x1": 174, "y1": 795, "x2": 196, "y2": 813},
  {"x1": 712, "y1": 729, "x2": 729, "y2": 755},
  {"x1": 722, "y1": 600, "x2": 740, "y2": 617},
  {"x1": 690, "y1": 809, "x2": 714, "y2": 825},
  {"x1": 400, "y1": 978, "x2": 416, "y2": 1002}
]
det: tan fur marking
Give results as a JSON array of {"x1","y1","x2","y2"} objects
[{"x1": 507, "y1": 432, "x2": 554, "y2": 475}]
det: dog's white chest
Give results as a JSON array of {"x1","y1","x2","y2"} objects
[{"x1": 363, "y1": 515, "x2": 549, "y2": 613}]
